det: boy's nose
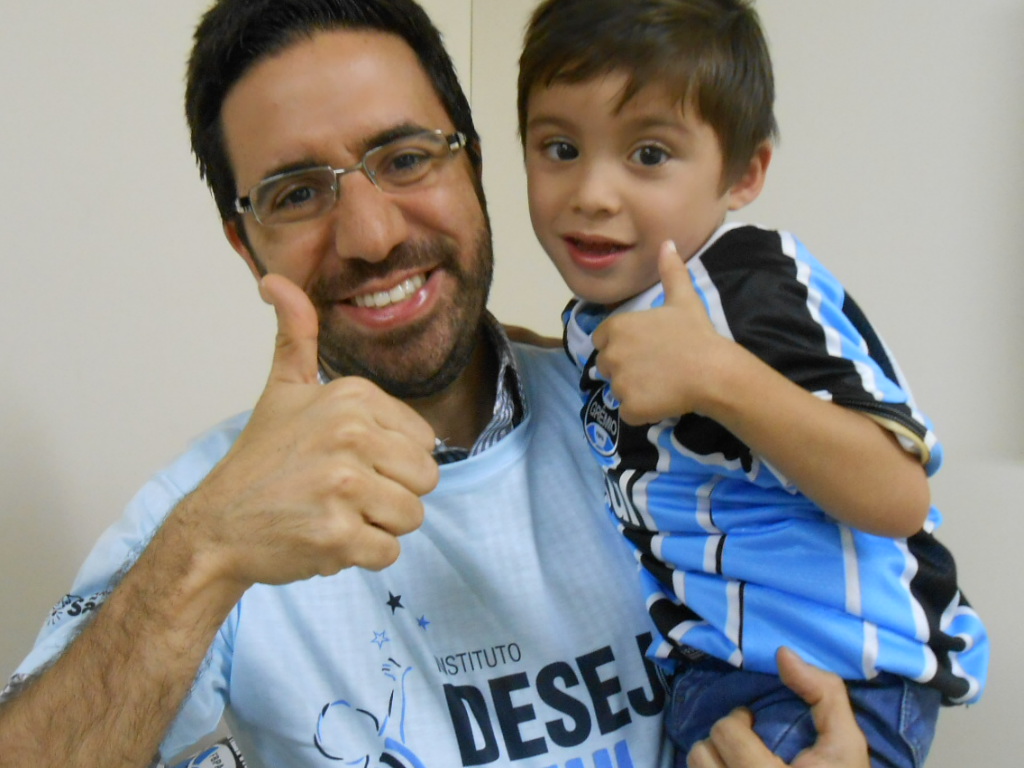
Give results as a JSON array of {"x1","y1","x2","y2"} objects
[{"x1": 570, "y1": 162, "x2": 621, "y2": 218}]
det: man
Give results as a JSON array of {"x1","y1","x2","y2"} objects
[{"x1": 0, "y1": 1, "x2": 868, "y2": 766}]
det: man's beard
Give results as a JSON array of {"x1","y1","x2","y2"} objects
[{"x1": 311, "y1": 228, "x2": 493, "y2": 399}]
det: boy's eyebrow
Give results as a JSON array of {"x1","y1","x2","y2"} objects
[
  {"x1": 524, "y1": 114, "x2": 577, "y2": 133},
  {"x1": 627, "y1": 116, "x2": 699, "y2": 140},
  {"x1": 526, "y1": 113, "x2": 695, "y2": 140}
]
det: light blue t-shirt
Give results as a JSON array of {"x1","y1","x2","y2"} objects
[{"x1": 10, "y1": 346, "x2": 672, "y2": 768}]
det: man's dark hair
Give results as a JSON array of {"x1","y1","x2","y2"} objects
[
  {"x1": 518, "y1": 0, "x2": 778, "y2": 186},
  {"x1": 186, "y1": 0, "x2": 480, "y2": 224}
]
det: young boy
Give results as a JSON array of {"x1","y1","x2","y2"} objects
[{"x1": 517, "y1": 0, "x2": 989, "y2": 764}]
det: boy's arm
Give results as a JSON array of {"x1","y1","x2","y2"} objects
[{"x1": 593, "y1": 242, "x2": 930, "y2": 538}]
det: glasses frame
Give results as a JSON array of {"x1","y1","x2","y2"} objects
[{"x1": 234, "y1": 129, "x2": 467, "y2": 226}]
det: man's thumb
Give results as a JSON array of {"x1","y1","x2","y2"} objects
[
  {"x1": 777, "y1": 646, "x2": 863, "y2": 749},
  {"x1": 259, "y1": 273, "x2": 321, "y2": 385},
  {"x1": 657, "y1": 240, "x2": 692, "y2": 305}
]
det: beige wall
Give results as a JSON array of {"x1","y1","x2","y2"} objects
[{"x1": 1, "y1": 1, "x2": 1019, "y2": 765}]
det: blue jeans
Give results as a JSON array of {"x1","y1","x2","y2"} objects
[{"x1": 667, "y1": 656, "x2": 940, "y2": 768}]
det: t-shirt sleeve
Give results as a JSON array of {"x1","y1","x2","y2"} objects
[
  {"x1": 3, "y1": 414, "x2": 250, "y2": 759},
  {"x1": 690, "y1": 228, "x2": 941, "y2": 475}
]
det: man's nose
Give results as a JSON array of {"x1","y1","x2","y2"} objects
[{"x1": 329, "y1": 172, "x2": 410, "y2": 262}]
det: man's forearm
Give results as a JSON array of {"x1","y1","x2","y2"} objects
[{"x1": 0, "y1": 510, "x2": 245, "y2": 768}]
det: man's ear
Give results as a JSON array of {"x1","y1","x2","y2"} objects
[
  {"x1": 224, "y1": 217, "x2": 266, "y2": 280},
  {"x1": 727, "y1": 141, "x2": 773, "y2": 211}
]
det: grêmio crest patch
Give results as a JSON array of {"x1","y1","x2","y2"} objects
[{"x1": 584, "y1": 384, "x2": 621, "y2": 458}]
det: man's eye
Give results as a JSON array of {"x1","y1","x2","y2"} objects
[
  {"x1": 631, "y1": 145, "x2": 670, "y2": 167},
  {"x1": 265, "y1": 177, "x2": 332, "y2": 213},
  {"x1": 543, "y1": 141, "x2": 579, "y2": 162},
  {"x1": 273, "y1": 185, "x2": 320, "y2": 210},
  {"x1": 373, "y1": 147, "x2": 439, "y2": 187},
  {"x1": 383, "y1": 150, "x2": 432, "y2": 176}
]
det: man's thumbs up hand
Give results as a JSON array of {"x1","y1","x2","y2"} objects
[{"x1": 177, "y1": 275, "x2": 439, "y2": 591}]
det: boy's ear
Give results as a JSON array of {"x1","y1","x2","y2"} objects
[
  {"x1": 726, "y1": 142, "x2": 773, "y2": 211},
  {"x1": 224, "y1": 218, "x2": 267, "y2": 280}
]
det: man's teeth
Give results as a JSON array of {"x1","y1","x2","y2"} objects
[{"x1": 352, "y1": 275, "x2": 426, "y2": 308}]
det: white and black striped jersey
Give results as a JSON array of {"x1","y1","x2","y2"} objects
[{"x1": 564, "y1": 223, "x2": 989, "y2": 705}]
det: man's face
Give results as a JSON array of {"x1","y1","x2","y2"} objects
[{"x1": 222, "y1": 30, "x2": 492, "y2": 398}]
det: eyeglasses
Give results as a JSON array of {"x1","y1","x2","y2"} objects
[{"x1": 234, "y1": 129, "x2": 468, "y2": 226}]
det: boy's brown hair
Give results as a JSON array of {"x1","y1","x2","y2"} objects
[{"x1": 518, "y1": 0, "x2": 778, "y2": 186}]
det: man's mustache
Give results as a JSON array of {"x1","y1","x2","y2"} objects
[{"x1": 310, "y1": 238, "x2": 460, "y2": 304}]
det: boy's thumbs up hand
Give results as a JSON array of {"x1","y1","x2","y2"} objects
[{"x1": 592, "y1": 240, "x2": 723, "y2": 425}]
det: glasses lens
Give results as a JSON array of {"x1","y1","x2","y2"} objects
[
  {"x1": 252, "y1": 168, "x2": 337, "y2": 225},
  {"x1": 368, "y1": 132, "x2": 452, "y2": 192}
]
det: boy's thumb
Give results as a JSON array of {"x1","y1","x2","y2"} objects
[{"x1": 658, "y1": 240, "x2": 691, "y2": 306}]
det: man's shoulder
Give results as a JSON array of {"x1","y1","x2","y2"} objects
[
  {"x1": 145, "y1": 410, "x2": 253, "y2": 499},
  {"x1": 188, "y1": 410, "x2": 252, "y2": 453},
  {"x1": 510, "y1": 341, "x2": 577, "y2": 398}
]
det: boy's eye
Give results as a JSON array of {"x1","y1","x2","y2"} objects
[
  {"x1": 631, "y1": 145, "x2": 670, "y2": 167},
  {"x1": 542, "y1": 140, "x2": 579, "y2": 162}
]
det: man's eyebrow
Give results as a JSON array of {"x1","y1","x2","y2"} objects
[
  {"x1": 254, "y1": 122, "x2": 435, "y2": 183},
  {"x1": 360, "y1": 122, "x2": 435, "y2": 153},
  {"x1": 259, "y1": 158, "x2": 328, "y2": 182}
]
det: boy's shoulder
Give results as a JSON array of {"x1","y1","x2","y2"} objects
[
  {"x1": 699, "y1": 223, "x2": 788, "y2": 267},
  {"x1": 698, "y1": 224, "x2": 839, "y2": 285}
]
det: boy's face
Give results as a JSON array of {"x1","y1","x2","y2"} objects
[{"x1": 525, "y1": 72, "x2": 753, "y2": 306}]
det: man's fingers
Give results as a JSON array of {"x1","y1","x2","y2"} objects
[
  {"x1": 776, "y1": 647, "x2": 868, "y2": 761},
  {"x1": 260, "y1": 273, "x2": 321, "y2": 385},
  {"x1": 321, "y1": 376, "x2": 439, "y2": 456},
  {"x1": 693, "y1": 707, "x2": 782, "y2": 768},
  {"x1": 686, "y1": 738, "x2": 728, "y2": 768},
  {"x1": 777, "y1": 646, "x2": 851, "y2": 722},
  {"x1": 368, "y1": 416, "x2": 441, "y2": 497},
  {"x1": 685, "y1": 652, "x2": 868, "y2": 768}
]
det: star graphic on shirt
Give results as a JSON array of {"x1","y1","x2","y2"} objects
[
  {"x1": 372, "y1": 630, "x2": 390, "y2": 649},
  {"x1": 417, "y1": 615, "x2": 430, "y2": 631},
  {"x1": 386, "y1": 592, "x2": 404, "y2": 614}
]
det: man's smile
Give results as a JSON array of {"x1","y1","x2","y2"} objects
[{"x1": 351, "y1": 273, "x2": 428, "y2": 308}]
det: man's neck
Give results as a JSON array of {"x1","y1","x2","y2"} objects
[{"x1": 407, "y1": 330, "x2": 498, "y2": 451}]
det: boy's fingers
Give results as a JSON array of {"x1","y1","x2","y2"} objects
[{"x1": 658, "y1": 239, "x2": 694, "y2": 306}]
